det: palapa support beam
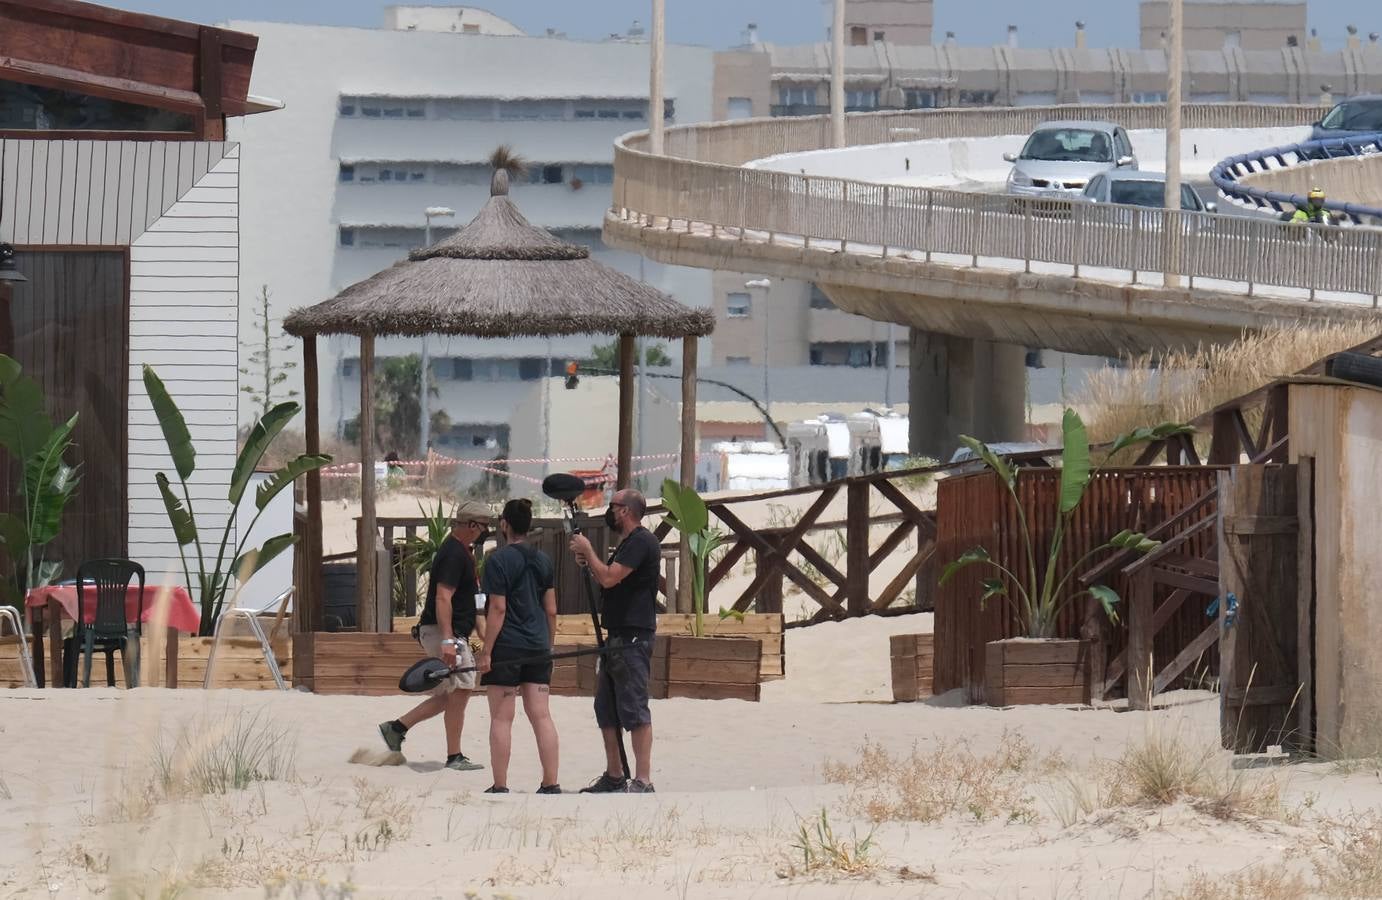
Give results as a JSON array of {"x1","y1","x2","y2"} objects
[
  {"x1": 302, "y1": 336, "x2": 324, "y2": 633},
  {"x1": 617, "y1": 333, "x2": 636, "y2": 490},
  {"x1": 678, "y1": 335, "x2": 698, "y2": 613},
  {"x1": 358, "y1": 334, "x2": 379, "y2": 632}
]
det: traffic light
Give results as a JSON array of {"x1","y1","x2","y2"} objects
[{"x1": 564, "y1": 360, "x2": 579, "y2": 390}]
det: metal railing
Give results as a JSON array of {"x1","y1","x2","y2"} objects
[
  {"x1": 1211, "y1": 132, "x2": 1382, "y2": 224},
  {"x1": 613, "y1": 104, "x2": 1382, "y2": 303}
]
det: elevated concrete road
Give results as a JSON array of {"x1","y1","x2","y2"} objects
[{"x1": 608, "y1": 104, "x2": 1382, "y2": 454}]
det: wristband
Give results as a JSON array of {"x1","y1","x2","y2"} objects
[{"x1": 441, "y1": 638, "x2": 459, "y2": 647}]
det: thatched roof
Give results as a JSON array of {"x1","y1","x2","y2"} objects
[{"x1": 283, "y1": 170, "x2": 715, "y2": 340}]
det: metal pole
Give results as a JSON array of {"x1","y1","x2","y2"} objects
[
  {"x1": 745, "y1": 279, "x2": 772, "y2": 429},
  {"x1": 419, "y1": 218, "x2": 432, "y2": 458},
  {"x1": 1164, "y1": 0, "x2": 1184, "y2": 288},
  {"x1": 542, "y1": 336, "x2": 553, "y2": 482},
  {"x1": 884, "y1": 323, "x2": 896, "y2": 407},
  {"x1": 636, "y1": 256, "x2": 648, "y2": 491},
  {"x1": 831, "y1": 0, "x2": 846, "y2": 148},
  {"x1": 650, "y1": 0, "x2": 666, "y2": 155}
]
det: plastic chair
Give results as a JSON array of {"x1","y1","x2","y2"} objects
[
  {"x1": 0, "y1": 606, "x2": 37, "y2": 688},
  {"x1": 203, "y1": 587, "x2": 292, "y2": 691},
  {"x1": 74, "y1": 559, "x2": 146, "y2": 688}
]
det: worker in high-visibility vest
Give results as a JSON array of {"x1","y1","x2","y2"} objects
[{"x1": 1289, "y1": 187, "x2": 1331, "y2": 225}]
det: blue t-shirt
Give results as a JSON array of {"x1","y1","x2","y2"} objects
[{"x1": 481, "y1": 542, "x2": 554, "y2": 652}]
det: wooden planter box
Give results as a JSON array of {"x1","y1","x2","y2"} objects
[
  {"x1": 294, "y1": 632, "x2": 418, "y2": 695},
  {"x1": 2, "y1": 631, "x2": 291, "y2": 690},
  {"x1": 651, "y1": 635, "x2": 762, "y2": 702},
  {"x1": 0, "y1": 634, "x2": 30, "y2": 688},
  {"x1": 554, "y1": 613, "x2": 784, "y2": 682},
  {"x1": 890, "y1": 633, "x2": 934, "y2": 702},
  {"x1": 985, "y1": 639, "x2": 1091, "y2": 707},
  {"x1": 550, "y1": 642, "x2": 597, "y2": 697}
]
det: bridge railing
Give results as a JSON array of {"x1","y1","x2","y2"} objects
[
  {"x1": 1212, "y1": 132, "x2": 1382, "y2": 224},
  {"x1": 615, "y1": 104, "x2": 1382, "y2": 303}
]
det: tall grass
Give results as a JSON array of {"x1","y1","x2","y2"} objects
[
  {"x1": 1078, "y1": 322, "x2": 1379, "y2": 453},
  {"x1": 153, "y1": 709, "x2": 297, "y2": 798}
]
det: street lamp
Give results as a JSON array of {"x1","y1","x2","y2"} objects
[
  {"x1": 1164, "y1": 0, "x2": 1184, "y2": 288},
  {"x1": 745, "y1": 278, "x2": 772, "y2": 433},
  {"x1": 419, "y1": 206, "x2": 455, "y2": 457},
  {"x1": 0, "y1": 243, "x2": 27, "y2": 284}
]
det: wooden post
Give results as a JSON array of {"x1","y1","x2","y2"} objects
[
  {"x1": 1208, "y1": 408, "x2": 1240, "y2": 465},
  {"x1": 678, "y1": 336, "x2": 698, "y2": 613},
  {"x1": 617, "y1": 333, "x2": 636, "y2": 490},
  {"x1": 358, "y1": 334, "x2": 378, "y2": 632},
  {"x1": 1296, "y1": 457, "x2": 1315, "y2": 754},
  {"x1": 846, "y1": 481, "x2": 870, "y2": 616},
  {"x1": 1126, "y1": 571, "x2": 1154, "y2": 710},
  {"x1": 302, "y1": 336, "x2": 324, "y2": 634}
]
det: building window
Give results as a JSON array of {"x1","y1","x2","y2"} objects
[
  {"x1": 726, "y1": 292, "x2": 751, "y2": 318},
  {"x1": 726, "y1": 356, "x2": 752, "y2": 365},
  {"x1": 808, "y1": 285, "x2": 837, "y2": 310},
  {"x1": 874, "y1": 30, "x2": 885, "y2": 42},
  {"x1": 452, "y1": 358, "x2": 473, "y2": 380},
  {"x1": 727, "y1": 97, "x2": 753, "y2": 119},
  {"x1": 1131, "y1": 92, "x2": 1168, "y2": 104},
  {"x1": 809, "y1": 341, "x2": 887, "y2": 367},
  {"x1": 904, "y1": 89, "x2": 937, "y2": 110},
  {"x1": 339, "y1": 164, "x2": 355, "y2": 183},
  {"x1": 339, "y1": 228, "x2": 355, "y2": 247},
  {"x1": 570, "y1": 164, "x2": 614, "y2": 185},
  {"x1": 779, "y1": 86, "x2": 817, "y2": 107},
  {"x1": 341, "y1": 359, "x2": 356, "y2": 376},
  {"x1": 958, "y1": 91, "x2": 997, "y2": 107},
  {"x1": 339, "y1": 99, "x2": 356, "y2": 117},
  {"x1": 846, "y1": 89, "x2": 879, "y2": 110},
  {"x1": 665, "y1": 99, "x2": 676, "y2": 121},
  {"x1": 0, "y1": 77, "x2": 195, "y2": 132},
  {"x1": 361, "y1": 103, "x2": 382, "y2": 118},
  {"x1": 850, "y1": 26, "x2": 868, "y2": 46},
  {"x1": 541, "y1": 165, "x2": 564, "y2": 185},
  {"x1": 383, "y1": 106, "x2": 405, "y2": 118}
]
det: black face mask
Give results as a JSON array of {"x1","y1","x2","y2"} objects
[{"x1": 604, "y1": 507, "x2": 619, "y2": 530}]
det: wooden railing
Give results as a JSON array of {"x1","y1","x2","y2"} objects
[{"x1": 612, "y1": 103, "x2": 1382, "y2": 303}]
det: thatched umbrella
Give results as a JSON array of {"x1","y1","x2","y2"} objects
[{"x1": 284, "y1": 170, "x2": 714, "y2": 633}]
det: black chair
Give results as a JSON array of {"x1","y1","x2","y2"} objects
[{"x1": 70, "y1": 559, "x2": 146, "y2": 688}]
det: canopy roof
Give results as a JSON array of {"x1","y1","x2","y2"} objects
[{"x1": 283, "y1": 170, "x2": 714, "y2": 340}]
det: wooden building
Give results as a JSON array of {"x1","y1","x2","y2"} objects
[{"x1": 0, "y1": 0, "x2": 273, "y2": 575}]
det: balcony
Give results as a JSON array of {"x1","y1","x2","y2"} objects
[{"x1": 771, "y1": 103, "x2": 908, "y2": 118}]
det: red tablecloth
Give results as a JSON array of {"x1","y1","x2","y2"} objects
[{"x1": 25, "y1": 584, "x2": 201, "y2": 634}]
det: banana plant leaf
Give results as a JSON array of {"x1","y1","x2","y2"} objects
[
  {"x1": 1057, "y1": 409, "x2": 1090, "y2": 514},
  {"x1": 230, "y1": 402, "x2": 300, "y2": 505},
  {"x1": 22, "y1": 414, "x2": 79, "y2": 548},
  {"x1": 142, "y1": 365, "x2": 196, "y2": 481},
  {"x1": 255, "y1": 453, "x2": 332, "y2": 511}
]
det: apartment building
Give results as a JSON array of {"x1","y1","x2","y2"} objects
[
  {"x1": 1140, "y1": 0, "x2": 1308, "y2": 52},
  {"x1": 830, "y1": 0, "x2": 935, "y2": 47},
  {"x1": 226, "y1": 12, "x2": 717, "y2": 463}
]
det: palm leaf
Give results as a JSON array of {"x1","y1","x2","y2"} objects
[
  {"x1": 488, "y1": 144, "x2": 529, "y2": 178},
  {"x1": 1106, "y1": 421, "x2": 1196, "y2": 459},
  {"x1": 232, "y1": 533, "x2": 297, "y2": 583},
  {"x1": 230, "y1": 402, "x2": 300, "y2": 505},
  {"x1": 254, "y1": 453, "x2": 332, "y2": 511},
  {"x1": 1087, "y1": 584, "x2": 1121, "y2": 623},
  {"x1": 1057, "y1": 408, "x2": 1091, "y2": 514},
  {"x1": 939, "y1": 546, "x2": 992, "y2": 585},
  {"x1": 156, "y1": 473, "x2": 198, "y2": 546},
  {"x1": 959, "y1": 434, "x2": 1015, "y2": 489},
  {"x1": 22, "y1": 414, "x2": 79, "y2": 547},
  {"x1": 142, "y1": 365, "x2": 196, "y2": 481}
]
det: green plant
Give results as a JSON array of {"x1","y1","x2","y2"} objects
[
  {"x1": 0, "y1": 354, "x2": 80, "y2": 605},
  {"x1": 239, "y1": 285, "x2": 298, "y2": 419},
  {"x1": 940, "y1": 409, "x2": 1191, "y2": 638},
  {"x1": 587, "y1": 340, "x2": 673, "y2": 370},
  {"x1": 144, "y1": 365, "x2": 332, "y2": 634},
  {"x1": 660, "y1": 479, "x2": 727, "y2": 637},
  {"x1": 396, "y1": 499, "x2": 451, "y2": 612},
  {"x1": 787, "y1": 809, "x2": 877, "y2": 877}
]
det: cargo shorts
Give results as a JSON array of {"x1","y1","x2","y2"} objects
[
  {"x1": 594, "y1": 632, "x2": 654, "y2": 730},
  {"x1": 418, "y1": 624, "x2": 477, "y2": 694}
]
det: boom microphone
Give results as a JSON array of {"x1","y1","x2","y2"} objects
[{"x1": 542, "y1": 472, "x2": 587, "y2": 503}]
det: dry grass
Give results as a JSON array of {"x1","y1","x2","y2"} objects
[
  {"x1": 779, "y1": 809, "x2": 879, "y2": 879},
  {"x1": 1315, "y1": 811, "x2": 1382, "y2": 896},
  {"x1": 825, "y1": 732, "x2": 1060, "y2": 825},
  {"x1": 1078, "y1": 322, "x2": 1379, "y2": 453},
  {"x1": 1168, "y1": 864, "x2": 1310, "y2": 900},
  {"x1": 153, "y1": 710, "x2": 297, "y2": 799}
]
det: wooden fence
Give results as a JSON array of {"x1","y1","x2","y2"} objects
[{"x1": 935, "y1": 467, "x2": 1221, "y2": 701}]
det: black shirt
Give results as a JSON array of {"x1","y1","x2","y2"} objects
[
  {"x1": 601, "y1": 525, "x2": 660, "y2": 634},
  {"x1": 481, "y1": 542, "x2": 554, "y2": 652},
  {"x1": 419, "y1": 534, "x2": 477, "y2": 637}
]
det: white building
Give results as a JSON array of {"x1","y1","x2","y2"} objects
[{"x1": 227, "y1": 17, "x2": 716, "y2": 468}]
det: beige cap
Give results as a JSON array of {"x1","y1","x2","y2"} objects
[{"x1": 451, "y1": 500, "x2": 494, "y2": 524}]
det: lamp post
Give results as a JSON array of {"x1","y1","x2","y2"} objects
[
  {"x1": 830, "y1": 0, "x2": 846, "y2": 148},
  {"x1": 420, "y1": 206, "x2": 454, "y2": 457},
  {"x1": 745, "y1": 278, "x2": 772, "y2": 434},
  {"x1": 0, "y1": 243, "x2": 27, "y2": 362},
  {"x1": 650, "y1": 0, "x2": 666, "y2": 155},
  {"x1": 1164, "y1": 0, "x2": 1184, "y2": 288}
]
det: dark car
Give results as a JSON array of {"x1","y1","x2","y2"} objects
[{"x1": 1311, "y1": 95, "x2": 1382, "y2": 141}]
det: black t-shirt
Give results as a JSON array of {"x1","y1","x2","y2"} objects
[
  {"x1": 419, "y1": 534, "x2": 477, "y2": 637},
  {"x1": 481, "y1": 542, "x2": 554, "y2": 652},
  {"x1": 601, "y1": 526, "x2": 660, "y2": 634}
]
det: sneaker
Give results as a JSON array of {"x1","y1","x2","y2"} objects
[
  {"x1": 444, "y1": 754, "x2": 484, "y2": 772},
  {"x1": 536, "y1": 784, "x2": 562, "y2": 795},
  {"x1": 378, "y1": 720, "x2": 407, "y2": 753},
  {"x1": 578, "y1": 773, "x2": 629, "y2": 794},
  {"x1": 625, "y1": 779, "x2": 656, "y2": 794},
  {"x1": 483, "y1": 785, "x2": 510, "y2": 794}
]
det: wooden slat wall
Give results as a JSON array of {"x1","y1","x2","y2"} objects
[
  {"x1": 1, "y1": 139, "x2": 240, "y2": 581},
  {"x1": 935, "y1": 467, "x2": 1220, "y2": 699}
]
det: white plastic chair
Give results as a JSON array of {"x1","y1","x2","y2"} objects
[
  {"x1": 0, "y1": 606, "x2": 37, "y2": 688},
  {"x1": 203, "y1": 587, "x2": 292, "y2": 690}
]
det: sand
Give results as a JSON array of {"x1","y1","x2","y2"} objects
[{"x1": 2, "y1": 612, "x2": 1377, "y2": 899}]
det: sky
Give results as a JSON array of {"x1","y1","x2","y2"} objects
[{"x1": 101, "y1": 1, "x2": 1378, "y2": 51}]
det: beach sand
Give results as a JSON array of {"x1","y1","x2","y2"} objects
[{"x1": 2, "y1": 611, "x2": 1375, "y2": 899}]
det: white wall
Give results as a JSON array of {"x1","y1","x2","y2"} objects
[
  {"x1": 746, "y1": 126, "x2": 1314, "y2": 187},
  {"x1": 227, "y1": 21, "x2": 716, "y2": 437}
]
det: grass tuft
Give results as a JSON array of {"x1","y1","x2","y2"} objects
[
  {"x1": 780, "y1": 809, "x2": 877, "y2": 879},
  {"x1": 153, "y1": 709, "x2": 297, "y2": 799},
  {"x1": 1168, "y1": 864, "x2": 1309, "y2": 900}
]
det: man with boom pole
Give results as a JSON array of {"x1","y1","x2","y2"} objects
[{"x1": 569, "y1": 489, "x2": 660, "y2": 793}]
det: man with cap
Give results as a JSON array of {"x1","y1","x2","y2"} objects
[{"x1": 378, "y1": 499, "x2": 492, "y2": 770}]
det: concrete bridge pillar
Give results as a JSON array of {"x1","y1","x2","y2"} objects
[{"x1": 908, "y1": 329, "x2": 1026, "y2": 461}]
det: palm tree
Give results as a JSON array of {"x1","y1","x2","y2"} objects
[
  {"x1": 342, "y1": 354, "x2": 448, "y2": 453},
  {"x1": 489, "y1": 144, "x2": 529, "y2": 181}
]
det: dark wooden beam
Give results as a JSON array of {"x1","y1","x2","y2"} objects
[
  {"x1": 616, "y1": 333, "x2": 635, "y2": 490},
  {"x1": 846, "y1": 481, "x2": 870, "y2": 616},
  {"x1": 358, "y1": 334, "x2": 378, "y2": 632},
  {"x1": 677, "y1": 335, "x2": 697, "y2": 612},
  {"x1": 196, "y1": 27, "x2": 224, "y2": 140},
  {"x1": 302, "y1": 336, "x2": 324, "y2": 635},
  {"x1": 1208, "y1": 409, "x2": 1240, "y2": 465}
]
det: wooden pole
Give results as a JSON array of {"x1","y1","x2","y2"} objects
[
  {"x1": 302, "y1": 336, "x2": 324, "y2": 634},
  {"x1": 358, "y1": 334, "x2": 378, "y2": 632},
  {"x1": 846, "y1": 480, "x2": 870, "y2": 616},
  {"x1": 831, "y1": 0, "x2": 846, "y2": 148},
  {"x1": 617, "y1": 333, "x2": 636, "y2": 490},
  {"x1": 678, "y1": 335, "x2": 698, "y2": 613}
]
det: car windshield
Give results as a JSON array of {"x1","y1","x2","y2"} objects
[
  {"x1": 1020, "y1": 128, "x2": 1113, "y2": 163},
  {"x1": 1320, "y1": 100, "x2": 1382, "y2": 131},
  {"x1": 1109, "y1": 181, "x2": 1200, "y2": 210}
]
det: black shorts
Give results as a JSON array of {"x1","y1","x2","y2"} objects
[
  {"x1": 594, "y1": 632, "x2": 654, "y2": 730},
  {"x1": 481, "y1": 645, "x2": 553, "y2": 687}
]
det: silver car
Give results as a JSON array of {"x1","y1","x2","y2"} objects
[
  {"x1": 1080, "y1": 171, "x2": 1215, "y2": 213},
  {"x1": 1004, "y1": 121, "x2": 1138, "y2": 199}
]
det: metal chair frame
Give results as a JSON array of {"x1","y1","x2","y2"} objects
[
  {"x1": 0, "y1": 606, "x2": 37, "y2": 688},
  {"x1": 203, "y1": 587, "x2": 292, "y2": 691}
]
